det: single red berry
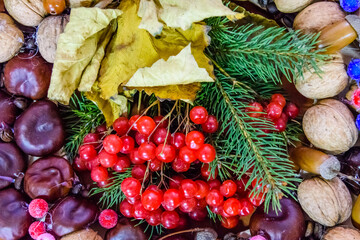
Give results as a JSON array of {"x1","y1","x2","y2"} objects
[
  {"x1": 149, "y1": 159, "x2": 162, "y2": 171},
  {"x1": 179, "y1": 146, "x2": 197, "y2": 163},
  {"x1": 283, "y1": 102, "x2": 299, "y2": 119},
  {"x1": 146, "y1": 208, "x2": 162, "y2": 226},
  {"x1": 201, "y1": 164, "x2": 218, "y2": 180},
  {"x1": 273, "y1": 117, "x2": 287, "y2": 132},
  {"x1": 179, "y1": 197, "x2": 197, "y2": 213},
  {"x1": 137, "y1": 116, "x2": 156, "y2": 136},
  {"x1": 188, "y1": 207, "x2": 207, "y2": 221},
  {"x1": 239, "y1": 198, "x2": 255, "y2": 216},
  {"x1": 190, "y1": 106, "x2": 208, "y2": 124},
  {"x1": 129, "y1": 115, "x2": 140, "y2": 131},
  {"x1": 138, "y1": 142, "x2": 156, "y2": 160},
  {"x1": 119, "y1": 200, "x2": 133, "y2": 218},
  {"x1": 248, "y1": 191, "x2": 265, "y2": 207},
  {"x1": 119, "y1": 136, "x2": 135, "y2": 154},
  {"x1": 79, "y1": 145, "x2": 97, "y2": 161},
  {"x1": 271, "y1": 93, "x2": 286, "y2": 108},
  {"x1": 83, "y1": 133, "x2": 100, "y2": 147},
  {"x1": 266, "y1": 102, "x2": 283, "y2": 120},
  {"x1": 163, "y1": 189, "x2": 184, "y2": 210},
  {"x1": 208, "y1": 179, "x2": 221, "y2": 190},
  {"x1": 195, "y1": 180, "x2": 210, "y2": 199},
  {"x1": 206, "y1": 189, "x2": 224, "y2": 207},
  {"x1": 72, "y1": 156, "x2": 87, "y2": 171},
  {"x1": 129, "y1": 148, "x2": 146, "y2": 164},
  {"x1": 220, "y1": 180, "x2": 237, "y2": 198},
  {"x1": 135, "y1": 132, "x2": 147, "y2": 146},
  {"x1": 29, "y1": 199, "x2": 48, "y2": 219},
  {"x1": 153, "y1": 116, "x2": 169, "y2": 128},
  {"x1": 235, "y1": 177, "x2": 250, "y2": 194},
  {"x1": 98, "y1": 151, "x2": 118, "y2": 168},
  {"x1": 180, "y1": 179, "x2": 198, "y2": 199},
  {"x1": 85, "y1": 157, "x2": 100, "y2": 170},
  {"x1": 169, "y1": 175, "x2": 184, "y2": 189},
  {"x1": 245, "y1": 102, "x2": 263, "y2": 118},
  {"x1": 133, "y1": 200, "x2": 149, "y2": 220},
  {"x1": 223, "y1": 198, "x2": 241, "y2": 216},
  {"x1": 171, "y1": 132, "x2": 186, "y2": 149},
  {"x1": 96, "y1": 123, "x2": 107, "y2": 133},
  {"x1": 141, "y1": 189, "x2": 163, "y2": 211},
  {"x1": 37, "y1": 233, "x2": 55, "y2": 240},
  {"x1": 161, "y1": 211, "x2": 180, "y2": 229},
  {"x1": 28, "y1": 221, "x2": 46, "y2": 239},
  {"x1": 131, "y1": 164, "x2": 147, "y2": 181},
  {"x1": 99, "y1": 209, "x2": 118, "y2": 229},
  {"x1": 197, "y1": 144, "x2": 216, "y2": 163},
  {"x1": 112, "y1": 156, "x2": 131, "y2": 173},
  {"x1": 113, "y1": 117, "x2": 129, "y2": 136},
  {"x1": 91, "y1": 166, "x2": 108, "y2": 182},
  {"x1": 152, "y1": 128, "x2": 172, "y2": 146},
  {"x1": 172, "y1": 157, "x2": 190, "y2": 173},
  {"x1": 176, "y1": 216, "x2": 188, "y2": 230},
  {"x1": 103, "y1": 135, "x2": 123, "y2": 154},
  {"x1": 201, "y1": 115, "x2": 219, "y2": 133},
  {"x1": 221, "y1": 216, "x2": 239, "y2": 229},
  {"x1": 185, "y1": 131, "x2": 205, "y2": 150},
  {"x1": 155, "y1": 144, "x2": 176, "y2": 162},
  {"x1": 121, "y1": 177, "x2": 141, "y2": 198}
]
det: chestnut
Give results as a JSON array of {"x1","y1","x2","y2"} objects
[
  {"x1": 47, "y1": 196, "x2": 98, "y2": 237},
  {"x1": 105, "y1": 218, "x2": 147, "y2": 240},
  {"x1": 4, "y1": 53, "x2": 52, "y2": 100},
  {"x1": 0, "y1": 142, "x2": 26, "y2": 189},
  {"x1": 249, "y1": 198, "x2": 306, "y2": 240},
  {"x1": 14, "y1": 100, "x2": 65, "y2": 156},
  {"x1": 24, "y1": 156, "x2": 73, "y2": 202},
  {"x1": 340, "y1": 147, "x2": 360, "y2": 194},
  {"x1": 0, "y1": 188, "x2": 32, "y2": 240},
  {"x1": 0, "y1": 90, "x2": 18, "y2": 126}
]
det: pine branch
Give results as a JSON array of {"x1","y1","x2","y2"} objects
[
  {"x1": 206, "y1": 17, "x2": 329, "y2": 84},
  {"x1": 60, "y1": 93, "x2": 105, "y2": 161}
]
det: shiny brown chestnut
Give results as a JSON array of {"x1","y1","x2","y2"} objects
[
  {"x1": 0, "y1": 142, "x2": 26, "y2": 189},
  {"x1": 4, "y1": 53, "x2": 52, "y2": 100},
  {"x1": 24, "y1": 156, "x2": 73, "y2": 202},
  {"x1": 0, "y1": 90, "x2": 18, "y2": 126},
  {"x1": 14, "y1": 100, "x2": 65, "y2": 156},
  {"x1": 249, "y1": 198, "x2": 306, "y2": 240},
  {"x1": 0, "y1": 188, "x2": 32, "y2": 240},
  {"x1": 105, "y1": 218, "x2": 147, "y2": 240},
  {"x1": 47, "y1": 196, "x2": 98, "y2": 237}
]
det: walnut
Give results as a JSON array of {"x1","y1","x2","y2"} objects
[
  {"x1": 0, "y1": 13, "x2": 24, "y2": 63},
  {"x1": 297, "y1": 177, "x2": 352, "y2": 227},
  {"x1": 36, "y1": 14, "x2": 69, "y2": 63},
  {"x1": 302, "y1": 99, "x2": 358, "y2": 154},
  {"x1": 274, "y1": 0, "x2": 313, "y2": 13},
  {"x1": 60, "y1": 229, "x2": 103, "y2": 240},
  {"x1": 322, "y1": 226, "x2": 360, "y2": 240},
  {"x1": 295, "y1": 53, "x2": 348, "y2": 99},
  {"x1": 4, "y1": 0, "x2": 47, "y2": 27}
]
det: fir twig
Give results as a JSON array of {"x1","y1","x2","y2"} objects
[
  {"x1": 206, "y1": 17, "x2": 329, "y2": 84},
  {"x1": 60, "y1": 93, "x2": 105, "y2": 161}
]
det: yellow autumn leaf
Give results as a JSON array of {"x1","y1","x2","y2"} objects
[
  {"x1": 138, "y1": 0, "x2": 243, "y2": 36},
  {"x1": 48, "y1": 8, "x2": 122, "y2": 104}
]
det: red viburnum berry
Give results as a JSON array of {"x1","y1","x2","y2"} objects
[
  {"x1": 99, "y1": 209, "x2": 118, "y2": 229},
  {"x1": 28, "y1": 221, "x2": 46, "y2": 239},
  {"x1": 29, "y1": 199, "x2": 48, "y2": 219}
]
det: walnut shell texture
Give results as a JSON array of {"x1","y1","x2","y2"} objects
[
  {"x1": 295, "y1": 53, "x2": 348, "y2": 99},
  {"x1": 0, "y1": 13, "x2": 24, "y2": 63},
  {"x1": 274, "y1": 0, "x2": 313, "y2": 13},
  {"x1": 303, "y1": 99, "x2": 358, "y2": 154},
  {"x1": 37, "y1": 15, "x2": 69, "y2": 63},
  {"x1": 4, "y1": 0, "x2": 47, "y2": 26},
  {"x1": 60, "y1": 229, "x2": 103, "y2": 240},
  {"x1": 322, "y1": 226, "x2": 360, "y2": 240},
  {"x1": 294, "y1": 2, "x2": 346, "y2": 34},
  {"x1": 298, "y1": 177, "x2": 352, "y2": 227}
]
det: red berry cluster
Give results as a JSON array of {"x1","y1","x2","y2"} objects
[
  {"x1": 27, "y1": 199, "x2": 55, "y2": 240},
  {"x1": 73, "y1": 106, "x2": 218, "y2": 187},
  {"x1": 246, "y1": 94, "x2": 299, "y2": 132}
]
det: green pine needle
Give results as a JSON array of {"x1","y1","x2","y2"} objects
[{"x1": 206, "y1": 17, "x2": 329, "y2": 84}]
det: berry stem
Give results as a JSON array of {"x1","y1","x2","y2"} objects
[{"x1": 126, "y1": 100, "x2": 159, "y2": 135}]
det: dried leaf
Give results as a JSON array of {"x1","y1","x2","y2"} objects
[
  {"x1": 138, "y1": 0, "x2": 163, "y2": 36},
  {"x1": 48, "y1": 8, "x2": 122, "y2": 104}
]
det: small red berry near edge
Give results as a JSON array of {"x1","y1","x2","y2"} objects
[
  {"x1": 37, "y1": 233, "x2": 55, "y2": 240},
  {"x1": 99, "y1": 209, "x2": 118, "y2": 229},
  {"x1": 246, "y1": 102, "x2": 263, "y2": 118},
  {"x1": 284, "y1": 102, "x2": 299, "y2": 119},
  {"x1": 201, "y1": 115, "x2": 219, "y2": 133},
  {"x1": 29, "y1": 199, "x2": 48, "y2": 219},
  {"x1": 271, "y1": 93, "x2": 286, "y2": 107},
  {"x1": 266, "y1": 102, "x2": 283, "y2": 120},
  {"x1": 28, "y1": 221, "x2": 46, "y2": 239},
  {"x1": 190, "y1": 106, "x2": 208, "y2": 124}
]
